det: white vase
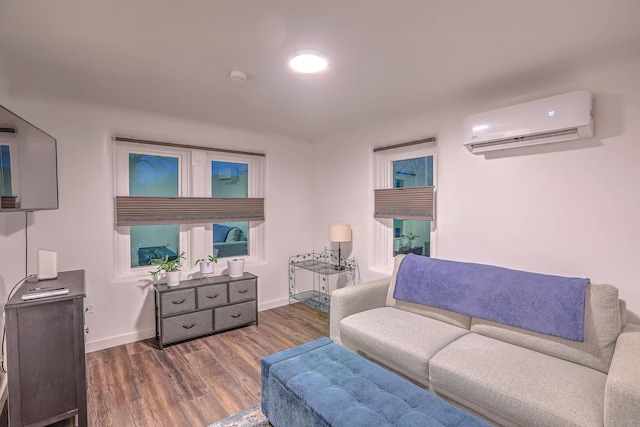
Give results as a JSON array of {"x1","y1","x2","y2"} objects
[
  {"x1": 199, "y1": 261, "x2": 215, "y2": 276},
  {"x1": 410, "y1": 240, "x2": 416, "y2": 249},
  {"x1": 166, "y1": 270, "x2": 181, "y2": 287},
  {"x1": 227, "y1": 259, "x2": 245, "y2": 278}
]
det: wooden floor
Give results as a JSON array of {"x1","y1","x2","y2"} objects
[{"x1": 86, "y1": 303, "x2": 329, "y2": 427}]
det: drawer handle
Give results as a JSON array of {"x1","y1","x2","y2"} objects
[
  {"x1": 231, "y1": 313, "x2": 243, "y2": 319},
  {"x1": 182, "y1": 323, "x2": 196, "y2": 329},
  {"x1": 172, "y1": 299, "x2": 186, "y2": 305},
  {"x1": 206, "y1": 294, "x2": 220, "y2": 299},
  {"x1": 238, "y1": 289, "x2": 249, "y2": 294}
]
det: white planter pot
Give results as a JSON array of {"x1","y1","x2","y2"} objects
[
  {"x1": 409, "y1": 240, "x2": 416, "y2": 249},
  {"x1": 165, "y1": 271, "x2": 182, "y2": 287},
  {"x1": 199, "y1": 261, "x2": 215, "y2": 276},
  {"x1": 227, "y1": 259, "x2": 245, "y2": 278}
]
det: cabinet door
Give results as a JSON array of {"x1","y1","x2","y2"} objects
[
  {"x1": 162, "y1": 310, "x2": 213, "y2": 344},
  {"x1": 229, "y1": 279, "x2": 256, "y2": 303},
  {"x1": 10, "y1": 300, "x2": 80, "y2": 425},
  {"x1": 197, "y1": 284, "x2": 228, "y2": 308},
  {"x1": 161, "y1": 289, "x2": 196, "y2": 315},
  {"x1": 215, "y1": 300, "x2": 256, "y2": 331}
]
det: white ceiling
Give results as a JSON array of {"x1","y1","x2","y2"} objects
[{"x1": 1, "y1": 0, "x2": 639, "y2": 142}]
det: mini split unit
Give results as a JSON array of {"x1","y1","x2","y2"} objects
[{"x1": 463, "y1": 90, "x2": 594, "y2": 154}]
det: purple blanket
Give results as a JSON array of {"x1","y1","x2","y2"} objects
[{"x1": 393, "y1": 254, "x2": 589, "y2": 341}]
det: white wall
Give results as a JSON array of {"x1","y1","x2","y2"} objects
[
  {"x1": 312, "y1": 57, "x2": 640, "y2": 323},
  {"x1": 0, "y1": 99, "x2": 314, "y2": 352}
]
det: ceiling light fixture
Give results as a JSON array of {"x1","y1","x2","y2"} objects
[{"x1": 289, "y1": 51, "x2": 328, "y2": 74}]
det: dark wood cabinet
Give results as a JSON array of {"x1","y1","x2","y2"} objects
[{"x1": 5, "y1": 270, "x2": 87, "y2": 427}]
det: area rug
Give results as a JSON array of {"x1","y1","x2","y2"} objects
[{"x1": 207, "y1": 404, "x2": 270, "y2": 427}]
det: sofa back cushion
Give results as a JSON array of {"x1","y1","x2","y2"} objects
[
  {"x1": 386, "y1": 255, "x2": 472, "y2": 330},
  {"x1": 471, "y1": 284, "x2": 624, "y2": 373}
]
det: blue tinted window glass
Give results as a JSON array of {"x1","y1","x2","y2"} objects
[
  {"x1": 129, "y1": 154, "x2": 179, "y2": 196},
  {"x1": 392, "y1": 155, "x2": 433, "y2": 258},
  {"x1": 128, "y1": 153, "x2": 180, "y2": 268},
  {"x1": 0, "y1": 145, "x2": 12, "y2": 196}
]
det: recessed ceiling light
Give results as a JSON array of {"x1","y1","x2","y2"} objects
[{"x1": 289, "y1": 52, "x2": 328, "y2": 74}]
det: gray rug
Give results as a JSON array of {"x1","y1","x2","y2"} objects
[{"x1": 207, "y1": 404, "x2": 270, "y2": 427}]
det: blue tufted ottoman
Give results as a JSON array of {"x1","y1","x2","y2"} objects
[{"x1": 261, "y1": 337, "x2": 489, "y2": 427}]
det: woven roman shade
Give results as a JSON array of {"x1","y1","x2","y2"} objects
[
  {"x1": 374, "y1": 187, "x2": 435, "y2": 220},
  {"x1": 115, "y1": 196, "x2": 264, "y2": 226}
]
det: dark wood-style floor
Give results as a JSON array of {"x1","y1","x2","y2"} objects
[{"x1": 86, "y1": 303, "x2": 329, "y2": 427}]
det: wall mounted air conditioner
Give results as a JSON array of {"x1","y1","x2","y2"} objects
[{"x1": 463, "y1": 90, "x2": 594, "y2": 154}]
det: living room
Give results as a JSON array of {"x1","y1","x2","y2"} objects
[{"x1": 1, "y1": 1, "x2": 639, "y2": 426}]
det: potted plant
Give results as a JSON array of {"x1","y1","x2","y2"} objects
[
  {"x1": 150, "y1": 251, "x2": 186, "y2": 286},
  {"x1": 195, "y1": 254, "x2": 218, "y2": 276},
  {"x1": 402, "y1": 232, "x2": 420, "y2": 248},
  {"x1": 227, "y1": 258, "x2": 245, "y2": 278}
]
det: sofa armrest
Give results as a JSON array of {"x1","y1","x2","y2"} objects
[
  {"x1": 330, "y1": 277, "x2": 391, "y2": 344},
  {"x1": 604, "y1": 322, "x2": 640, "y2": 427}
]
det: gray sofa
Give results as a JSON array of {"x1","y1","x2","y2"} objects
[{"x1": 330, "y1": 255, "x2": 640, "y2": 427}]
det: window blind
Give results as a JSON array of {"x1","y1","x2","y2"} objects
[
  {"x1": 115, "y1": 196, "x2": 264, "y2": 226},
  {"x1": 373, "y1": 137, "x2": 436, "y2": 153},
  {"x1": 374, "y1": 187, "x2": 435, "y2": 220}
]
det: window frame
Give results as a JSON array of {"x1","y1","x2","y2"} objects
[
  {"x1": 114, "y1": 141, "x2": 264, "y2": 280},
  {"x1": 373, "y1": 144, "x2": 437, "y2": 269}
]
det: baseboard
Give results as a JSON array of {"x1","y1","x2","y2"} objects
[
  {"x1": 84, "y1": 299, "x2": 291, "y2": 353},
  {"x1": 85, "y1": 328, "x2": 156, "y2": 353},
  {"x1": 258, "y1": 297, "x2": 289, "y2": 311}
]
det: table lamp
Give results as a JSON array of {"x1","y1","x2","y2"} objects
[{"x1": 329, "y1": 224, "x2": 352, "y2": 269}]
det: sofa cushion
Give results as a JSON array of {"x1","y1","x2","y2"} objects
[
  {"x1": 340, "y1": 306, "x2": 468, "y2": 385},
  {"x1": 386, "y1": 255, "x2": 472, "y2": 330},
  {"x1": 470, "y1": 284, "x2": 623, "y2": 373},
  {"x1": 430, "y1": 333, "x2": 607, "y2": 427}
]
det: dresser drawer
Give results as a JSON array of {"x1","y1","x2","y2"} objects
[
  {"x1": 198, "y1": 284, "x2": 228, "y2": 309},
  {"x1": 162, "y1": 310, "x2": 213, "y2": 344},
  {"x1": 229, "y1": 279, "x2": 256, "y2": 303},
  {"x1": 161, "y1": 289, "x2": 196, "y2": 315},
  {"x1": 215, "y1": 301, "x2": 256, "y2": 331}
]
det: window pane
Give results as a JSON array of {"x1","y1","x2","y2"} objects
[
  {"x1": 129, "y1": 153, "x2": 180, "y2": 267},
  {"x1": 130, "y1": 224, "x2": 180, "y2": 268},
  {"x1": 129, "y1": 153, "x2": 179, "y2": 196},
  {"x1": 211, "y1": 160, "x2": 248, "y2": 198},
  {"x1": 393, "y1": 219, "x2": 431, "y2": 257},
  {"x1": 392, "y1": 155, "x2": 433, "y2": 258},
  {"x1": 212, "y1": 161, "x2": 249, "y2": 258},
  {"x1": 213, "y1": 221, "x2": 249, "y2": 258},
  {"x1": 0, "y1": 145, "x2": 12, "y2": 196},
  {"x1": 392, "y1": 156, "x2": 433, "y2": 188}
]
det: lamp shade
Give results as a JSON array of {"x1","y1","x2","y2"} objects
[{"x1": 329, "y1": 224, "x2": 352, "y2": 242}]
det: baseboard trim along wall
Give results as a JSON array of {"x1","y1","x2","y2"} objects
[{"x1": 84, "y1": 299, "x2": 291, "y2": 353}]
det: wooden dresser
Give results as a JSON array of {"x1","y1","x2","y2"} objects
[
  {"x1": 154, "y1": 272, "x2": 258, "y2": 349},
  {"x1": 5, "y1": 270, "x2": 87, "y2": 427}
]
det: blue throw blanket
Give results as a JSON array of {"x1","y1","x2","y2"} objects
[{"x1": 393, "y1": 254, "x2": 589, "y2": 341}]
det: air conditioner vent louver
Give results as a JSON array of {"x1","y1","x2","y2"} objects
[{"x1": 464, "y1": 90, "x2": 594, "y2": 154}]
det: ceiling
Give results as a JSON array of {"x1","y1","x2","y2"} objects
[{"x1": 1, "y1": 1, "x2": 639, "y2": 142}]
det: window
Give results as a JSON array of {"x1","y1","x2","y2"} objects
[
  {"x1": 391, "y1": 156, "x2": 433, "y2": 257},
  {"x1": 1, "y1": 144, "x2": 13, "y2": 196},
  {"x1": 374, "y1": 141, "x2": 436, "y2": 267},
  {"x1": 211, "y1": 160, "x2": 249, "y2": 258},
  {"x1": 1, "y1": 140, "x2": 19, "y2": 198},
  {"x1": 129, "y1": 153, "x2": 180, "y2": 267},
  {"x1": 114, "y1": 140, "x2": 264, "y2": 278}
]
